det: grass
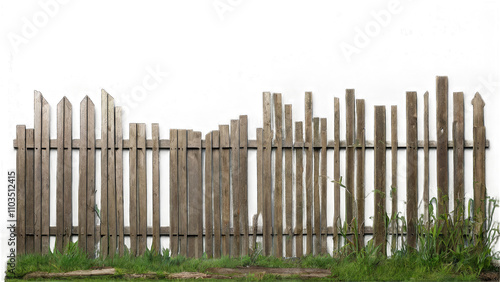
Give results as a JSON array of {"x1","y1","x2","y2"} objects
[{"x1": 6, "y1": 198, "x2": 500, "y2": 281}]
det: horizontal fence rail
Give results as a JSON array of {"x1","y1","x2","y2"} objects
[{"x1": 14, "y1": 76, "x2": 488, "y2": 258}]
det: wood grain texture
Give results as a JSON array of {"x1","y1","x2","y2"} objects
[
  {"x1": 345, "y1": 90, "x2": 355, "y2": 229},
  {"x1": 239, "y1": 115, "x2": 249, "y2": 256},
  {"x1": 453, "y1": 92, "x2": 464, "y2": 222},
  {"x1": 187, "y1": 131, "x2": 202, "y2": 258},
  {"x1": 313, "y1": 118, "x2": 320, "y2": 255},
  {"x1": 273, "y1": 93, "x2": 283, "y2": 257},
  {"x1": 86, "y1": 99, "x2": 96, "y2": 257},
  {"x1": 333, "y1": 98, "x2": 340, "y2": 251},
  {"x1": 169, "y1": 129, "x2": 179, "y2": 256},
  {"x1": 284, "y1": 106, "x2": 293, "y2": 257},
  {"x1": 26, "y1": 129, "x2": 35, "y2": 254},
  {"x1": 473, "y1": 126, "x2": 486, "y2": 237},
  {"x1": 79, "y1": 98, "x2": 88, "y2": 253},
  {"x1": 256, "y1": 128, "x2": 263, "y2": 219},
  {"x1": 423, "y1": 92, "x2": 429, "y2": 225},
  {"x1": 212, "y1": 130, "x2": 221, "y2": 258},
  {"x1": 115, "y1": 107, "x2": 124, "y2": 256},
  {"x1": 137, "y1": 123, "x2": 148, "y2": 255},
  {"x1": 100, "y1": 91, "x2": 109, "y2": 257},
  {"x1": 295, "y1": 122, "x2": 304, "y2": 257},
  {"x1": 178, "y1": 130, "x2": 188, "y2": 256},
  {"x1": 406, "y1": 92, "x2": 418, "y2": 251},
  {"x1": 107, "y1": 96, "x2": 116, "y2": 258},
  {"x1": 56, "y1": 99, "x2": 63, "y2": 252},
  {"x1": 305, "y1": 92, "x2": 313, "y2": 255},
  {"x1": 16, "y1": 125, "x2": 26, "y2": 255},
  {"x1": 41, "y1": 96, "x2": 50, "y2": 254},
  {"x1": 436, "y1": 76, "x2": 449, "y2": 222},
  {"x1": 138, "y1": 124, "x2": 147, "y2": 256},
  {"x1": 219, "y1": 125, "x2": 231, "y2": 257},
  {"x1": 205, "y1": 132, "x2": 213, "y2": 258},
  {"x1": 129, "y1": 124, "x2": 138, "y2": 256},
  {"x1": 262, "y1": 92, "x2": 272, "y2": 256},
  {"x1": 356, "y1": 100, "x2": 365, "y2": 250},
  {"x1": 320, "y1": 118, "x2": 328, "y2": 254},
  {"x1": 63, "y1": 99, "x2": 72, "y2": 252},
  {"x1": 374, "y1": 106, "x2": 386, "y2": 256},
  {"x1": 390, "y1": 105, "x2": 397, "y2": 252},
  {"x1": 472, "y1": 92, "x2": 486, "y2": 236},
  {"x1": 231, "y1": 120, "x2": 241, "y2": 257},
  {"x1": 152, "y1": 124, "x2": 160, "y2": 254}
]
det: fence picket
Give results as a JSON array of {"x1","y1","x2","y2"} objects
[
  {"x1": 374, "y1": 106, "x2": 386, "y2": 256},
  {"x1": 294, "y1": 122, "x2": 304, "y2": 257},
  {"x1": 406, "y1": 92, "x2": 418, "y2": 251},
  {"x1": 273, "y1": 93, "x2": 283, "y2": 257},
  {"x1": 356, "y1": 100, "x2": 365, "y2": 250}
]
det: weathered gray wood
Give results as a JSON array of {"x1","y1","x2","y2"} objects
[
  {"x1": 305, "y1": 92, "x2": 313, "y2": 255},
  {"x1": 187, "y1": 131, "x2": 202, "y2": 258},
  {"x1": 273, "y1": 93, "x2": 283, "y2": 257},
  {"x1": 41, "y1": 96, "x2": 50, "y2": 254},
  {"x1": 356, "y1": 100, "x2": 365, "y2": 250},
  {"x1": 374, "y1": 106, "x2": 386, "y2": 256},
  {"x1": 390, "y1": 105, "x2": 397, "y2": 252},
  {"x1": 320, "y1": 118, "x2": 327, "y2": 254},
  {"x1": 178, "y1": 129, "x2": 188, "y2": 256},
  {"x1": 313, "y1": 117, "x2": 320, "y2": 255},
  {"x1": 86, "y1": 99, "x2": 96, "y2": 257},
  {"x1": 152, "y1": 124, "x2": 160, "y2": 254},
  {"x1": 63, "y1": 99, "x2": 72, "y2": 252},
  {"x1": 26, "y1": 129, "x2": 35, "y2": 254},
  {"x1": 100, "y1": 91, "x2": 109, "y2": 257},
  {"x1": 295, "y1": 122, "x2": 303, "y2": 257},
  {"x1": 138, "y1": 124, "x2": 147, "y2": 256},
  {"x1": 219, "y1": 125, "x2": 231, "y2": 257},
  {"x1": 472, "y1": 92, "x2": 486, "y2": 236},
  {"x1": 56, "y1": 99, "x2": 64, "y2": 252},
  {"x1": 406, "y1": 92, "x2": 418, "y2": 251},
  {"x1": 79, "y1": 98, "x2": 88, "y2": 253},
  {"x1": 436, "y1": 76, "x2": 449, "y2": 223},
  {"x1": 239, "y1": 115, "x2": 249, "y2": 256},
  {"x1": 231, "y1": 120, "x2": 241, "y2": 257},
  {"x1": 205, "y1": 132, "x2": 213, "y2": 258},
  {"x1": 16, "y1": 125, "x2": 26, "y2": 255},
  {"x1": 345, "y1": 89, "x2": 355, "y2": 230},
  {"x1": 129, "y1": 124, "x2": 138, "y2": 256},
  {"x1": 256, "y1": 128, "x2": 263, "y2": 218},
  {"x1": 333, "y1": 98, "x2": 340, "y2": 251},
  {"x1": 423, "y1": 92, "x2": 429, "y2": 225},
  {"x1": 107, "y1": 96, "x2": 116, "y2": 258},
  {"x1": 212, "y1": 130, "x2": 221, "y2": 258},
  {"x1": 169, "y1": 129, "x2": 179, "y2": 256},
  {"x1": 57, "y1": 97, "x2": 72, "y2": 253},
  {"x1": 115, "y1": 107, "x2": 124, "y2": 256},
  {"x1": 284, "y1": 106, "x2": 293, "y2": 257},
  {"x1": 453, "y1": 92, "x2": 464, "y2": 222},
  {"x1": 473, "y1": 126, "x2": 486, "y2": 237},
  {"x1": 262, "y1": 92, "x2": 272, "y2": 256}
]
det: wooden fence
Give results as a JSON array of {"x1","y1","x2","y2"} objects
[{"x1": 14, "y1": 76, "x2": 488, "y2": 258}]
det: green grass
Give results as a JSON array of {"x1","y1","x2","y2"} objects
[{"x1": 6, "y1": 197, "x2": 500, "y2": 280}]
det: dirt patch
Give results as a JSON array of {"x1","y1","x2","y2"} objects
[
  {"x1": 479, "y1": 270, "x2": 499, "y2": 281},
  {"x1": 168, "y1": 272, "x2": 212, "y2": 279},
  {"x1": 207, "y1": 266, "x2": 331, "y2": 279},
  {"x1": 23, "y1": 267, "x2": 115, "y2": 279}
]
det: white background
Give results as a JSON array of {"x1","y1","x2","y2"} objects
[{"x1": 0, "y1": 0, "x2": 499, "y2": 277}]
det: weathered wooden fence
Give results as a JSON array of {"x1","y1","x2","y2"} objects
[{"x1": 14, "y1": 76, "x2": 488, "y2": 258}]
